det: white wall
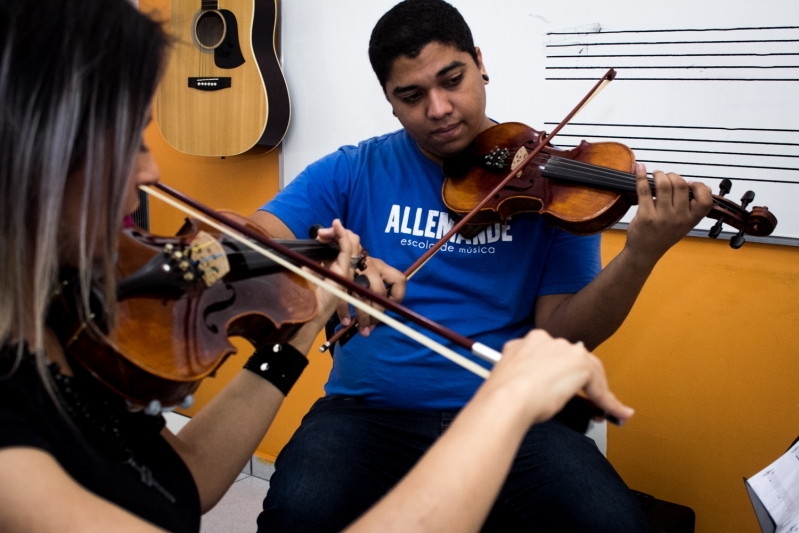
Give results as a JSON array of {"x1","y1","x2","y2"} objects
[{"x1": 281, "y1": 0, "x2": 799, "y2": 239}]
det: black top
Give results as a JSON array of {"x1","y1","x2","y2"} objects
[{"x1": 0, "y1": 346, "x2": 201, "y2": 533}]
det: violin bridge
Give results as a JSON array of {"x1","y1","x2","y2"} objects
[
  {"x1": 511, "y1": 147, "x2": 529, "y2": 178},
  {"x1": 190, "y1": 231, "x2": 231, "y2": 287}
]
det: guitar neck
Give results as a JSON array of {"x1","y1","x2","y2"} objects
[{"x1": 201, "y1": 0, "x2": 218, "y2": 11}]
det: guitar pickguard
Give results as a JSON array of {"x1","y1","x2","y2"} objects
[{"x1": 214, "y1": 10, "x2": 245, "y2": 69}]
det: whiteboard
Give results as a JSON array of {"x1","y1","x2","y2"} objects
[{"x1": 280, "y1": 0, "x2": 799, "y2": 241}]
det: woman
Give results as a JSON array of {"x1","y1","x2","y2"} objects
[{"x1": 0, "y1": 1, "x2": 633, "y2": 531}]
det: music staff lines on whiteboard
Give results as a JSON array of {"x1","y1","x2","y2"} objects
[
  {"x1": 548, "y1": 39, "x2": 799, "y2": 48},
  {"x1": 544, "y1": 123, "x2": 799, "y2": 186},
  {"x1": 549, "y1": 53, "x2": 799, "y2": 59},
  {"x1": 546, "y1": 25, "x2": 799, "y2": 81},
  {"x1": 548, "y1": 25, "x2": 799, "y2": 35},
  {"x1": 553, "y1": 134, "x2": 799, "y2": 148},
  {"x1": 544, "y1": 122, "x2": 799, "y2": 133},
  {"x1": 588, "y1": 147, "x2": 799, "y2": 159}
]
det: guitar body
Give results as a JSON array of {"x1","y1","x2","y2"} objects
[
  {"x1": 251, "y1": 0, "x2": 291, "y2": 152},
  {"x1": 156, "y1": 0, "x2": 290, "y2": 156}
]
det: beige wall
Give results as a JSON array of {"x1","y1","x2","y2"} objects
[{"x1": 141, "y1": 1, "x2": 799, "y2": 530}]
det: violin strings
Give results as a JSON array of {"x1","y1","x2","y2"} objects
[
  {"x1": 140, "y1": 185, "x2": 493, "y2": 380},
  {"x1": 491, "y1": 152, "x2": 721, "y2": 207},
  {"x1": 542, "y1": 156, "x2": 723, "y2": 206}
]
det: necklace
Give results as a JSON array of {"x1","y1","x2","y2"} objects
[{"x1": 0, "y1": 342, "x2": 180, "y2": 505}]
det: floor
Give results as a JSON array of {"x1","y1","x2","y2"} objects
[{"x1": 200, "y1": 471, "x2": 269, "y2": 533}]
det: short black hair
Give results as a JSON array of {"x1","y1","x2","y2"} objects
[{"x1": 369, "y1": 0, "x2": 478, "y2": 90}]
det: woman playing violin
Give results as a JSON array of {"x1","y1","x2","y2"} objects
[{"x1": 0, "y1": 0, "x2": 632, "y2": 532}]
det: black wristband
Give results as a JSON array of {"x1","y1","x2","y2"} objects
[{"x1": 243, "y1": 343, "x2": 308, "y2": 396}]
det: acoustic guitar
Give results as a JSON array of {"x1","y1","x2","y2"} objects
[{"x1": 156, "y1": 0, "x2": 291, "y2": 156}]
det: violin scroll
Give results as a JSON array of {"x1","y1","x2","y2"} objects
[{"x1": 706, "y1": 178, "x2": 777, "y2": 249}]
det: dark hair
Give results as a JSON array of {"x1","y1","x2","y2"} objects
[
  {"x1": 0, "y1": 0, "x2": 168, "y2": 372},
  {"x1": 368, "y1": 0, "x2": 478, "y2": 89}
]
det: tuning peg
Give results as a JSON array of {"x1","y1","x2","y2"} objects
[
  {"x1": 354, "y1": 274, "x2": 370, "y2": 289},
  {"x1": 718, "y1": 178, "x2": 732, "y2": 197},
  {"x1": 708, "y1": 220, "x2": 723, "y2": 239},
  {"x1": 740, "y1": 190, "x2": 755, "y2": 209},
  {"x1": 308, "y1": 224, "x2": 323, "y2": 239},
  {"x1": 728, "y1": 191, "x2": 755, "y2": 249},
  {"x1": 708, "y1": 179, "x2": 734, "y2": 239}
]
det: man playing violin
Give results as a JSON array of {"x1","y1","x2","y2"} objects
[{"x1": 250, "y1": 0, "x2": 714, "y2": 532}]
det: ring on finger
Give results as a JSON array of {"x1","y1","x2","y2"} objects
[{"x1": 350, "y1": 250, "x2": 369, "y2": 270}]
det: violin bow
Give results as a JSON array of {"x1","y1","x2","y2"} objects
[
  {"x1": 141, "y1": 183, "x2": 622, "y2": 425},
  {"x1": 142, "y1": 183, "x2": 496, "y2": 378},
  {"x1": 322, "y1": 68, "x2": 617, "y2": 352}
]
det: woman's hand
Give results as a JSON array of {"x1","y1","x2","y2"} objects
[{"x1": 482, "y1": 329, "x2": 634, "y2": 427}]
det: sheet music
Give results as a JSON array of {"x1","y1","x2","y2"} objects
[{"x1": 747, "y1": 440, "x2": 799, "y2": 532}]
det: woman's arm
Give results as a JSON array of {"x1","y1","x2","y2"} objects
[
  {"x1": 0, "y1": 448, "x2": 166, "y2": 533},
  {"x1": 346, "y1": 330, "x2": 633, "y2": 533}
]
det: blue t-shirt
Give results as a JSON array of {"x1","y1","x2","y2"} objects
[{"x1": 262, "y1": 129, "x2": 601, "y2": 410}]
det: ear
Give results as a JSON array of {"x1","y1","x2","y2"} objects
[{"x1": 474, "y1": 46, "x2": 488, "y2": 83}]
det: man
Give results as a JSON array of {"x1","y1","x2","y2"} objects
[{"x1": 250, "y1": 1, "x2": 712, "y2": 531}]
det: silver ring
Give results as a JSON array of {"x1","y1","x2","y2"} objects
[{"x1": 350, "y1": 256, "x2": 361, "y2": 268}]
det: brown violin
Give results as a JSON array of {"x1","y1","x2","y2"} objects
[
  {"x1": 49, "y1": 212, "x2": 338, "y2": 412},
  {"x1": 442, "y1": 122, "x2": 777, "y2": 249}
]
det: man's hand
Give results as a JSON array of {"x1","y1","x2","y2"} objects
[
  {"x1": 312, "y1": 220, "x2": 406, "y2": 337},
  {"x1": 336, "y1": 256, "x2": 407, "y2": 336},
  {"x1": 625, "y1": 163, "x2": 713, "y2": 267}
]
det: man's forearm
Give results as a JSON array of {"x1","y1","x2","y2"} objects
[{"x1": 537, "y1": 246, "x2": 658, "y2": 350}]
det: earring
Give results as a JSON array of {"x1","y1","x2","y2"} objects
[
  {"x1": 482, "y1": 74, "x2": 489, "y2": 82},
  {"x1": 392, "y1": 109, "x2": 397, "y2": 116}
]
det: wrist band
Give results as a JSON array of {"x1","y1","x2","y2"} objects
[{"x1": 244, "y1": 343, "x2": 308, "y2": 396}]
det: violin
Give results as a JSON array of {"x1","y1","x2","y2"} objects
[
  {"x1": 49, "y1": 212, "x2": 338, "y2": 412},
  {"x1": 442, "y1": 122, "x2": 777, "y2": 249}
]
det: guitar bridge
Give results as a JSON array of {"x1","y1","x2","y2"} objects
[{"x1": 188, "y1": 77, "x2": 231, "y2": 91}]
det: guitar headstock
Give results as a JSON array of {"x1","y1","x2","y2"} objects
[{"x1": 707, "y1": 179, "x2": 778, "y2": 249}]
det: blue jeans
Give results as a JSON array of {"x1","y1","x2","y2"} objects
[{"x1": 257, "y1": 395, "x2": 647, "y2": 533}]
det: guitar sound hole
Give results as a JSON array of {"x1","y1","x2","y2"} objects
[{"x1": 195, "y1": 11, "x2": 225, "y2": 49}]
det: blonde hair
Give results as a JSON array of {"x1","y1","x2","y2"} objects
[{"x1": 0, "y1": 0, "x2": 168, "y2": 376}]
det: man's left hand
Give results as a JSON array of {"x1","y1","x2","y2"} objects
[{"x1": 625, "y1": 163, "x2": 713, "y2": 267}]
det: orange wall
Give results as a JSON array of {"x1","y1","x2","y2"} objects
[
  {"x1": 141, "y1": 1, "x2": 799, "y2": 530},
  {"x1": 598, "y1": 231, "x2": 799, "y2": 533}
]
